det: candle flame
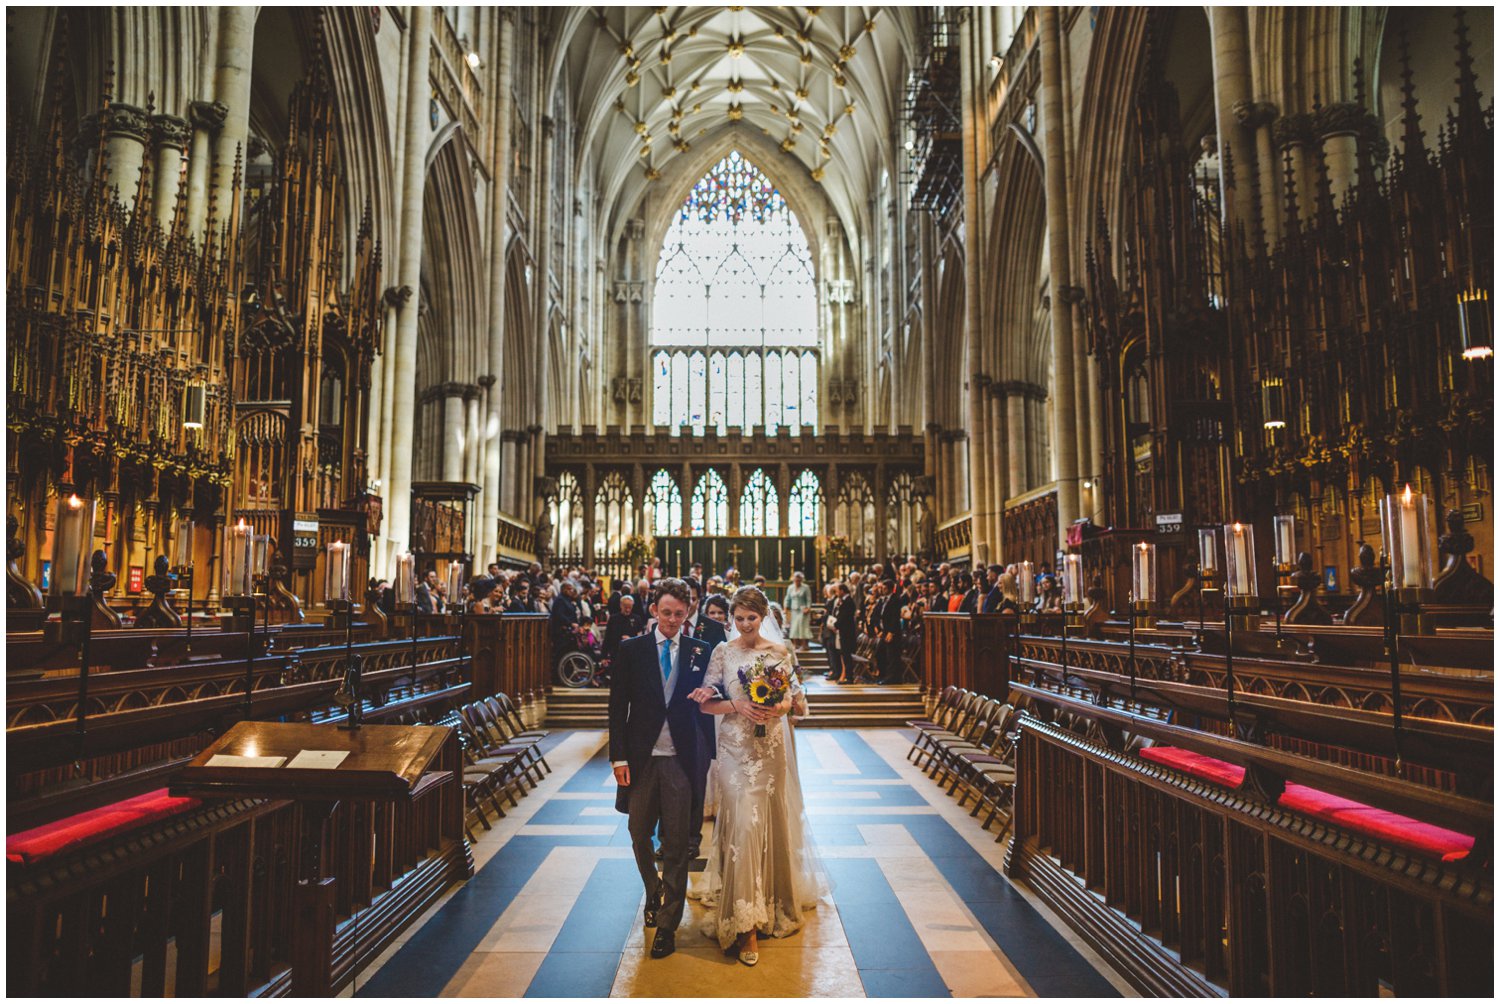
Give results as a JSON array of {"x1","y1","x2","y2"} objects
[
  {"x1": 236, "y1": 517, "x2": 248, "y2": 530},
  {"x1": 1402, "y1": 484, "x2": 1414, "y2": 504},
  {"x1": 66, "y1": 493, "x2": 83, "y2": 509},
  {"x1": 1232, "y1": 522, "x2": 1243, "y2": 534}
]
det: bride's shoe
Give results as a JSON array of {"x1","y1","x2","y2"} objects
[{"x1": 738, "y1": 949, "x2": 759, "y2": 967}]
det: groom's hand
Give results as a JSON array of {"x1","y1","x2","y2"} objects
[
  {"x1": 613, "y1": 764, "x2": 630, "y2": 786},
  {"x1": 686, "y1": 686, "x2": 715, "y2": 704}
]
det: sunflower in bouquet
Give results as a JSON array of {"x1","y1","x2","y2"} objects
[{"x1": 737, "y1": 653, "x2": 795, "y2": 737}]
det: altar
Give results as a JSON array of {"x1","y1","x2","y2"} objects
[{"x1": 655, "y1": 536, "x2": 818, "y2": 588}]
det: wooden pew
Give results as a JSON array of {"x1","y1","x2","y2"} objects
[{"x1": 1007, "y1": 686, "x2": 1493, "y2": 997}]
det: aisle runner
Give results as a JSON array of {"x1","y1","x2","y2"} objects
[{"x1": 358, "y1": 729, "x2": 1123, "y2": 998}]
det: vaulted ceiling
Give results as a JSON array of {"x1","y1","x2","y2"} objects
[{"x1": 554, "y1": 6, "x2": 919, "y2": 242}]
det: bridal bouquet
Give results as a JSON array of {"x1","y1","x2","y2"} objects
[{"x1": 738, "y1": 655, "x2": 794, "y2": 737}]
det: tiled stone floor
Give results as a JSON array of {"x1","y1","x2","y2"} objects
[{"x1": 352, "y1": 727, "x2": 1135, "y2": 998}]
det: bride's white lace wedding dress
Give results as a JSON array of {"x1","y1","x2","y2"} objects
[{"x1": 694, "y1": 640, "x2": 828, "y2": 949}]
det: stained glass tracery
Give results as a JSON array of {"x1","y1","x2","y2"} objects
[
  {"x1": 691, "y1": 469, "x2": 729, "y2": 535},
  {"x1": 652, "y1": 151, "x2": 818, "y2": 433},
  {"x1": 648, "y1": 469, "x2": 683, "y2": 536},
  {"x1": 739, "y1": 468, "x2": 780, "y2": 536}
]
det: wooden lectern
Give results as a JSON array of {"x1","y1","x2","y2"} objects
[{"x1": 174, "y1": 721, "x2": 453, "y2": 996}]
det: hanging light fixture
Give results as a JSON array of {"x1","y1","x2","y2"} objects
[
  {"x1": 182, "y1": 381, "x2": 207, "y2": 429},
  {"x1": 1261, "y1": 376, "x2": 1286, "y2": 430},
  {"x1": 1457, "y1": 287, "x2": 1492, "y2": 360}
]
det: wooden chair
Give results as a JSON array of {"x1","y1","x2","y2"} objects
[{"x1": 908, "y1": 690, "x2": 981, "y2": 769}]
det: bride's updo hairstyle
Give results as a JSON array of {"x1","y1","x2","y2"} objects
[{"x1": 728, "y1": 585, "x2": 771, "y2": 620}]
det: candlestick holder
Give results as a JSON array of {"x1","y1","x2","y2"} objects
[
  {"x1": 222, "y1": 594, "x2": 256, "y2": 633},
  {"x1": 1391, "y1": 585, "x2": 1434, "y2": 636},
  {"x1": 1225, "y1": 594, "x2": 1260, "y2": 634},
  {"x1": 330, "y1": 599, "x2": 364, "y2": 731}
]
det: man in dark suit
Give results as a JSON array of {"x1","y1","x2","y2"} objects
[
  {"x1": 980, "y1": 564, "x2": 1005, "y2": 613},
  {"x1": 679, "y1": 578, "x2": 725, "y2": 858},
  {"x1": 609, "y1": 579, "x2": 714, "y2": 960},
  {"x1": 828, "y1": 583, "x2": 857, "y2": 683},
  {"x1": 602, "y1": 594, "x2": 638, "y2": 663},
  {"x1": 549, "y1": 581, "x2": 581, "y2": 657},
  {"x1": 873, "y1": 581, "x2": 904, "y2": 684}
]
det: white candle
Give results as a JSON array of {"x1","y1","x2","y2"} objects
[
  {"x1": 1273, "y1": 515, "x2": 1296, "y2": 567},
  {"x1": 1019, "y1": 561, "x2": 1035, "y2": 604},
  {"x1": 1398, "y1": 487, "x2": 1422, "y2": 588},
  {"x1": 1197, "y1": 528, "x2": 1218, "y2": 575},
  {"x1": 1133, "y1": 542, "x2": 1154, "y2": 604},
  {"x1": 446, "y1": 560, "x2": 466, "y2": 602},
  {"x1": 224, "y1": 519, "x2": 253, "y2": 597},
  {"x1": 1227, "y1": 523, "x2": 1252, "y2": 597},
  {"x1": 393, "y1": 551, "x2": 416, "y2": 605},
  {"x1": 174, "y1": 518, "x2": 194, "y2": 569},
  {"x1": 50, "y1": 494, "x2": 94, "y2": 597},
  {"x1": 1062, "y1": 554, "x2": 1082, "y2": 607},
  {"x1": 326, "y1": 541, "x2": 349, "y2": 603}
]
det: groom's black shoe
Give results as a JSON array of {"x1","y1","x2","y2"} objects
[
  {"x1": 643, "y1": 890, "x2": 661, "y2": 929},
  {"x1": 650, "y1": 929, "x2": 676, "y2": 959}
]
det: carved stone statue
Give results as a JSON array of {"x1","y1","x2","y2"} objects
[
  {"x1": 1343, "y1": 542, "x2": 1384, "y2": 626},
  {"x1": 1433, "y1": 509, "x2": 1494, "y2": 606},
  {"x1": 1284, "y1": 551, "x2": 1332, "y2": 625}
]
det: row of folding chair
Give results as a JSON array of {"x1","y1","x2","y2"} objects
[
  {"x1": 436, "y1": 691, "x2": 553, "y2": 841},
  {"x1": 905, "y1": 686, "x2": 1021, "y2": 841}
]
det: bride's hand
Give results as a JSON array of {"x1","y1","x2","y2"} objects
[{"x1": 686, "y1": 686, "x2": 716, "y2": 705}]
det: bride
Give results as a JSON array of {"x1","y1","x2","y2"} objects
[{"x1": 687, "y1": 585, "x2": 825, "y2": 966}]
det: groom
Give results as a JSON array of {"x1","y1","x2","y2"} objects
[{"x1": 609, "y1": 578, "x2": 715, "y2": 959}]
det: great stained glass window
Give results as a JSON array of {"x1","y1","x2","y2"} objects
[
  {"x1": 886, "y1": 471, "x2": 923, "y2": 555},
  {"x1": 594, "y1": 473, "x2": 637, "y2": 556},
  {"x1": 648, "y1": 469, "x2": 683, "y2": 536},
  {"x1": 551, "y1": 472, "x2": 585, "y2": 558},
  {"x1": 652, "y1": 152, "x2": 817, "y2": 435},
  {"x1": 691, "y1": 469, "x2": 729, "y2": 535},
  {"x1": 787, "y1": 469, "x2": 823, "y2": 536},
  {"x1": 739, "y1": 468, "x2": 780, "y2": 536}
]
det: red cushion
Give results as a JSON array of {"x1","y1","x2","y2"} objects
[
  {"x1": 1277, "y1": 783, "x2": 1474, "y2": 862},
  {"x1": 1139, "y1": 746, "x2": 1248, "y2": 788},
  {"x1": 1138, "y1": 747, "x2": 1473, "y2": 862},
  {"x1": 7, "y1": 788, "x2": 201, "y2": 866}
]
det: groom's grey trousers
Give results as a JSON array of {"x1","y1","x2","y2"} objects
[{"x1": 628, "y1": 752, "x2": 693, "y2": 930}]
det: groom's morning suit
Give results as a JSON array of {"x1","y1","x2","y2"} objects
[
  {"x1": 609, "y1": 627, "x2": 714, "y2": 934},
  {"x1": 684, "y1": 613, "x2": 727, "y2": 855}
]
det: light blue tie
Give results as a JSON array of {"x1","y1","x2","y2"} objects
[{"x1": 660, "y1": 638, "x2": 672, "y2": 681}]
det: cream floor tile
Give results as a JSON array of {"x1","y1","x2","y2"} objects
[
  {"x1": 927, "y1": 949, "x2": 1032, "y2": 997},
  {"x1": 440, "y1": 949, "x2": 549, "y2": 997},
  {"x1": 613, "y1": 939, "x2": 865, "y2": 998},
  {"x1": 804, "y1": 732, "x2": 859, "y2": 773},
  {"x1": 516, "y1": 823, "x2": 619, "y2": 836},
  {"x1": 581, "y1": 805, "x2": 622, "y2": 816},
  {"x1": 475, "y1": 893, "x2": 582, "y2": 953},
  {"x1": 856, "y1": 822, "x2": 920, "y2": 846}
]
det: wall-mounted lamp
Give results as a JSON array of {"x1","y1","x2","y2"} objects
[
  {"x1": 1458, "y1": 288, "x2": 1491, "y2": 360},
  {"x1": 1261, "y1": 376, "x2": 1286, "y2": 430}
]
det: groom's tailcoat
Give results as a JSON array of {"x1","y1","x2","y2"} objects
[{"x1": 609, "y1": 631, "x2": 714, "y2": 814}]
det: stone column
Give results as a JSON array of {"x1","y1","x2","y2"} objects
[
  {"x1": 1235, "y1": 100, "x2": 1280, "y2": 248},
  {"x1": 581, "y1": 463, "x2": 597, "y2": 566},
  {"x1": 443, "y1": 389, "x2": 465, "y2": 481},
  {"x1": 926, "y1": 423, "x2": 944, "y2": 519},
  {"x1": 1317, "y1": 103, "x2": 1366, "y2": 205},
  {"x1": 528, "y1": 425, "x2": 546, "y2": 522},
  {"x1": 1007, "y1": 388, "x2": 1027, "y2": 500},
  {"x1": 101, "y1": 103, "x2": 150, "y2": 209},
  {"x1": 500, "y1": 433, "x2": 520, "y2": 515},
  {"x1": 1274, "y1": 113, "x2": 1316, "y2": 226},
  {"x1": 990, "y1": 385, "x2": 1008, "y2": 521},
  {"x1": 209, "y1": 6, "x2": 257, "y2": 225},
  {"x1": 778, "y1": 462, "x2": 791, "y2": 536},
  {"x1": 1208, "y1": 6, "x2": 1258, "y2": 237},
  {"x1": 385, "y1": 6, "x2": 434, "y2": 558},
  {"x1": 481, "y1": 10, "x2": 516, "y2": 562},
  {"x1": 150, "y1": 114, "x2": 190, "y2": 230},
  {"x1": 1039, "y1": 6, "x2": 1080, "y2": 550},
  {"x1": 957, "y1": 11, "x2": 993, "y2": 565},
  {"x1": 465, "y1": 387, "x2": 482, "y2": 485},
  {"x1": 183, "y1": 100, "x2": 225, "y2": 238}
]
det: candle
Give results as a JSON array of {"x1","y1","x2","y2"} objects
[
  {"x1": 49, "y1": 494, "x2": 96, "y2": 597},
  {"x1": 446, "y1": 560, "x2": 466, "y2": 604},
  {"x1": 223, "y1": 519, "x2": 253, "y2": 597},
  {"x1": 252, "y1": 534, "x2": 271, "y2": 578},
  {"x1": 1224, "y1": 522, "x2": 1256, "y2": 598},
  {"x1": 1018, "y1": 560, "x2": 1036, "y2": 604},
  {"x1": 1382, "y1": 486, "x2": 1431, "y2": 590},
  {"x1": 326, "y1": 541, "x2": 350, "y2": 603},
  {"x1": 1273, "y1": 515, "x2": 1296, "y2": 568},
  {"x1": 1197, "y1": 528, "x2": 1218, "y2": 575},
  {"x1": 393, "y1": 551, "x2": 416, "y2": 605},
  {"x1": 173, "y1": 517, "x2": 194, "y2": 569},
  {"x1": 1132, "y1": 542, "x2": 1155, "y2": 605},
  {"x1": 1062, "y1": 554, "x2": 1082, "y2": 608}
]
